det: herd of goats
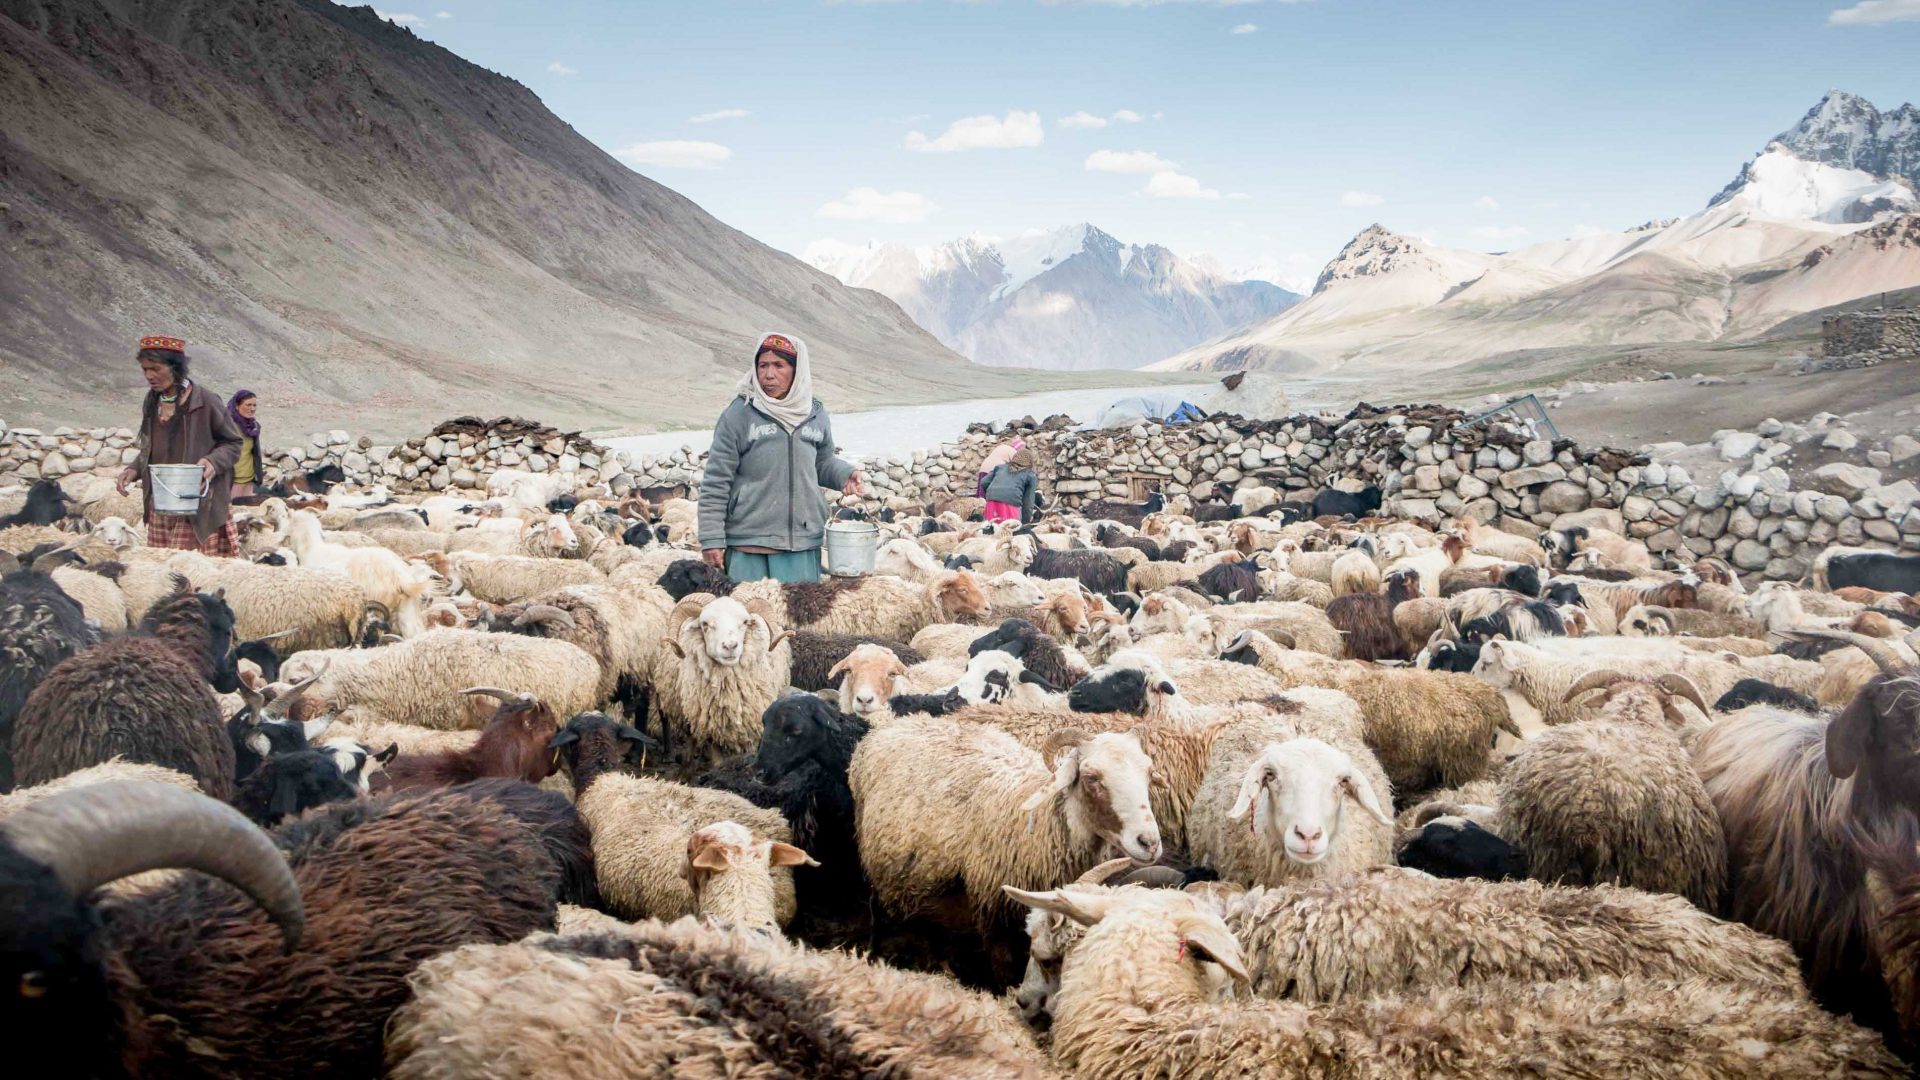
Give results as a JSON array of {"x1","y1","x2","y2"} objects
[{"x1": 3, "y1": 461, "x2": 1920, "y2": 1078}]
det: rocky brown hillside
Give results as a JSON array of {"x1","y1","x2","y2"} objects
[{"x1": 0, "y1": 0, "x2": 1073, "y2": 434}]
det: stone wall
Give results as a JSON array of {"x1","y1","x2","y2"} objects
[
  {"x1": 5, "y1": 404, "x2": 1915, "y2": 581},
  {"x1": 1822, "y1": 308, "x2": 1920, "y2": 367}
]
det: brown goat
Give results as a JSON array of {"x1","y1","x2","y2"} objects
[
  {"x1": 381, "y1": 689, "x2": 561, "y2": 792},
  {"x1": 1325, "y1": 592, "x2": 1404, "y2": 662}
]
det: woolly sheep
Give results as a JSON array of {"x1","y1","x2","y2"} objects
[
  {"x1": 384, "y1": 918, "x2": 1050, "y2": 1079},
  {"x1": 579, "y1": 773, "x2": 801, "y2": 925},
  {"x1": 650, "y1": 593, "x2": 794, "y2": 764},
  {"x1": 305, "y1": 628, "x2": 602, "y2": 730},
  {"x1": 288, "y1": 510, "x2": 432, "y2": 635},
  {"x1": 163, "y1": 551, "x2": 370, "y2": 652},
  {"x1": 849, "y1": 716, "x2": 1162, "y2": 934},
  {"x1": 1189, "y1": 732, "x2": 1395, "y2": 888},
  {"x1": 1498, "y1": 670, "x2": 1725, "y2": 909},
  {"x1": 448, "y1": 551, "x2": 603, "y2": 604},
  {"x1": 1329, "y1": 549, "x2": 1381, "y2": 597},
  {"x1": 1011, "y1": 887, "x2": 1901, "y2": 1079},
  {"x1": 48, "y1": 566, "x2": 129, "y2": 632},
  {"x1": 729, "y1": 569, "x2": 989, "y2": 642}
]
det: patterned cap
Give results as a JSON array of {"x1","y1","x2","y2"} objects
[
  {"x1": 139, "y1": 335, "x2": 187, "y2": 353},
  {"x1": 757, "y1": 333, "x2": 798, "y2": 362}
]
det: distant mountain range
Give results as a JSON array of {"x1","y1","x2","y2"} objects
[
  {"x1": 805, "y1": 225, "x2": 1299, "y2": 371},
  {"x1": 1152, "y1": 90, "x2": 1920, "y2": 375},
  {"x1": 0, "y1": 0, "x2": 1045, "y2": 434}
]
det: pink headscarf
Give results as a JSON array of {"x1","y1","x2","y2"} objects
[{"x1": 980, "y1": 438, "x2": 1025, "y2": 474}]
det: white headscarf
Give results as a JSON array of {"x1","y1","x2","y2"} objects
[{"x1": 737, "y1": 331, "x2": 815, "y2": 432}]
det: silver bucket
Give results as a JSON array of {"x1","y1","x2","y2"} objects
[
  {"x1": 149, "y1": 463, "x2": 208, "y2": 517},
  {"x1": 824, "y1": 521, "x2": 879, "y2": 577}
]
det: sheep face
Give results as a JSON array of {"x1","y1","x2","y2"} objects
[
  {"x1": 1829, "y1": 674, "x2": 1920, "y2": 815},
  {"x1": 540, "y1": 514, "x2": 578, "y2": 553},
  {"x1": 755, "y1": 694, "x2": 852, "y2": 777},
  {"x1": 1470, "y1": 638, "x2": 1527, "y2": 689},
  {"x1": 954, "y1": 650, "x2": 1056, "y2": 705},
  {"x1": 1229, "y1": 738, "x2": 1392, "y2": 865},
  {"x1": 1043, "y1": 591, "x2": 1092, "y2": 638},
  {"x1": 930, "y1": 571, "x2": 989, "y2": 622},
  {"x1": 1620, "y1": 605, "x2": 1674, "y2": 638},
  {"x1": 94, "y1": 516, "x2": 139, "y2": 548},
  {"x1": 1029, "y1": 731, "x2": 1163, "y2": 865},
  {"x1": 987, "y1": 572, "x2": 1047, "y2": 610},
  {"x1": 825, "y1": 645, "x2": 907, "y2": 718},
  {"x1": 680, "y1": 821, "x2": 816, "y2": 926},
  {"x1": 1007, "y1": 887, "x2": 1248, "y2": 1002},
  {"x1": 693, "y1": 597, "x2": 762, "y2": 667}
]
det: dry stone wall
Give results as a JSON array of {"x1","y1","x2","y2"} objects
[
  {"x1": 1822, "y1": 308, "x2": 1920, "y2": 368},
  {"x1": 5, "y1": 404, "x2": 1916, "y2": 581}
]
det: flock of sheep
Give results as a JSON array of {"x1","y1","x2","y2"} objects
[{"x1": 3, "y1": 458, "x2": 1920, "y2": 1078}]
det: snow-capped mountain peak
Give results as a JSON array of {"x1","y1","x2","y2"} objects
[
  {"x1": 803, "y1": 224, "x2": 1298, "y2": 370},
  {"x1": 1710, "y1": 90, "x2": 1920, "y2": 220}
]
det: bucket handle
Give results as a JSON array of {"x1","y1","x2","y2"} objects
[{"x1": 151, "y1": 466, "x2": 212, "y2": 500}]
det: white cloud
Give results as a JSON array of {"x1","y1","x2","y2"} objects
[
  {"x1": 1473, "y1": 195, "x2": 1500, "y2": 211},
  {"x1": 547, "y1": 61, "x2": 577, "y2": 76},
  {"x1": 688, "y1": 109, "x2": 750, "y2": 124},
  {"x1": 375, "y1": 9, "x2": 425, "y2": 25},
  {"x1": 816, "y1": 188, "x2": 937, "y2": 224},
  {"x1": 1226, "y1": 192, "x2": 1251, "y2": 200},
  {"x1": 1829, "y1": 0, "x2": 1920, "y2": 24},
  {"x1": 1111, "y1": 109, "x2": 1145, "y2": 123},
  {"x1": 613, "y1": 140, "x2": 732, "y2": 170},
  {"x1": 1230, "y1": 22, "x2": 1258, "y2": 33},
  {"x1": 1144, "y1": 171, "x2": 1221, "y2": 200},
  {"x1": 434, "y1": 10, "x2": 452, "y2": 17},
  {"x1": 1471, "y1": 225, "x2": 1529, "y2": 241},
  {"x1": 906, "y1": 111, "x2": 1044, "y2": 152},
  {"x1": 1059, "y1": 111, "x2": 1109, "y2": 129},
  {"x1": 1086, "y1": 149, "x2": 1181, "y2": 173},
  {"x1": 1340, "y1": 191, "x2": 1384, "y2": 207}
]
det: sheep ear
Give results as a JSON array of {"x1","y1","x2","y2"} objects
[
  {"x1": 1002, "y1": 885, "x2": 1113, "y2": 927},
  {"x1": 1827, "y1": 692, "x2": 1878, "y2": 780},
  {"x1": 1229, "y1": 760, "x2": 1276, "y2": 822},
  {"x1": 546, "y1": 728, "x2": 580, "y2": 751},
  {"x1": 768, "y1": 842, "x2": 819, "y2": 868},
  {"x1": 1180, "y1": 922, "x2": 1252, "y2": 985},
  {"x1": 826, "y1": 656, "x2": 853, "y2": 682},
  {"x1": 1022, "y1": 746, "x2": 1081, "y2": 814},
  {"x1": 1342, "y1": 770, "x2": 1394, "y2": 826},
  {"x1": 375, "y1": 743, "x2": 399, "y2": 765},
  {"x1": 689, "y1": 843, "x2": 733, "y2": 873}
]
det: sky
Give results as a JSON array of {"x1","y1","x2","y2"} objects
[{"x1": 362, "y1": 1, "x2": 1918, "y2": 292}]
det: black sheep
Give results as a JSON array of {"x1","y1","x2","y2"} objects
[
  {"x1": 1544, "y1": 580, "x2": 1585, "y2": 608},
  {"x1": 1197, "y1": 560, "x2": 1261, "y2": 603},
  {"x1": 1077, "y1": 490, "x2": 1165, "y2": 529},
  {"x1": 1027, "y1": 547, "x2": 1129, "y2": 595},
  {"x1": 1192, "y1": 502, "x2": 1241, "y2": 524},
  {"x1": 0, "y1": 778, "x2": 592, "y2": 1077},
  {"x1": 943, "y1": 553, "x2": 975, "y2": 571},
  {"x1": 1714, "y1": 678, "x2": 1820, "y2": 714},
  {"x1": 658, "y1": 558, "x2": 736, "y2": 600},
  {"x1": 1501, "y1": 564, "x2": 1544, "y2": 598},
  {"x1": 546, "y1": 494, "x2": 581, "y2": 514},
  {"x1": 787, "y1": 632, "x2": 925, "y2": 693},
  {"x1": 0, "y1": 565, "x2": 98, "y2": 790},
  {"x1": 0, "y1": 479, "x2": 70, "y2": 528},
  {"x1": 1460, "y1": 601, "x2": 1566, "y2": 644},
  {"x1": 622, "y1": 521, "x2": 671, "y2": 547},
  {"x1": 1068, "y1": 666, "x2": 1171, "y2": 716},
  {"x1": 1397, "y1": 818, "x2": 1526, "y2": 881},
  {"x1": 886, "y1": 687, "x2": 968, "y2": 717},
  {"x1": 233, "y1": 748, "x2": 360, "y2": 827},
  {"x1": 918, "y1": 518, "x2": 953, "y2": 536},
  {"x1": 1311, "y1": 486, "x2": 1383, "y2": 520},
  {"x1": 967, "y1": 617, "x2": 1089, "y2": 691},
  {"x1": 12, "y1": 587, "x2": 242, "y2": 798}
]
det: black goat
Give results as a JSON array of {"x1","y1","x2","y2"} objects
[
  {"x1": 944, "y1": 553, "x2": 975, "y2": 571},
  {"x1": 0, "y1": 479, "x2": 70, "y2": 528},
  {"x1": 1077, "y1": 490, "x2": 1165, "y2": 529},
  {"x1": 1311, "y1": 486, "x2": 1384, "y2": 520},
  {"x1": 1027, "y1": 547, "x2": 1129, "y2": 595},
  {"x1": 233, "y1": 748, "x2": 360, "y2": 827},
  {"x1": 1544, "y1": 580, "x2": 1586, "y2": 608},
  {"x1": 658, "y1": 558, "x2": 735, "y2": 600},
  {"x1": 622, "y1": 521, "x2": 671, "y2": 547},
  {"x1": 886, "y1": 687, "x2": 969, "y2": 717},
  {"x1": 1068, "y1": 666, "x2": 1173, "y2": 716},
  {"x1": 546, "y1": 494, "x2": 581, "y2": 514},
  {"x1": 1427, "y1": 639, "x2": 1483, "y2": 673},
  {"x1": 918, "y1": 518, "x2": 953, "y2": 536},
  {"x1": 1397, "y1": 818, "x2": 1526, "y2": 881},
  {"x1": 1196, "y1": 561, "x2": 1261, "y2": 603},
  {"x1": 1827, "y1": 553, "x2": 1920, "y2": 595},
  {"x1": 259, "y1": 462, "x2": 347, "y2": 499},
  {"x1": 1714, "y1": 678, "x2": 1820, "y2": 714},
  {"x1": 967, "y1": 617, "x2": 1089, "y2": 691},
  {"x1": 0, "y1": 779, "x2": 592, "y2": 1076},
  {"x1": 1095, "y1": 524, "x2": 1165, "y2": 562},
  {"x1": 1105, "y1": 591, "x2": 1142, "y2": 617},
  {"x1": 1460, "y1": 601, "x2": 1566, "y2": 644}
]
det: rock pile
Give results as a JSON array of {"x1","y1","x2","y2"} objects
[
  {"x1": 0, "y1": 423, "x2": 140, "y2": 481},
  {"x1": 1820, "y1": 308, "x2": 1920, "y2": 369}
]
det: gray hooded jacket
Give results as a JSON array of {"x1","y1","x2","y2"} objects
[{"x1": 698, "y1": 396, "x2": 856, "y2": 552}]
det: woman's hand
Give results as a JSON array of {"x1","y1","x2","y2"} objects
[
  {"x1": 842, "y1": 470, "x2": 867, "y2": 497},
  {"x1": 199, "y1": 458, "x2": 217, "y2": 490},
  {"x1": 702, "y1": 548, "x2": 726, "y2": 570},
  {"x1": 116, "y1": 466, "x2": 138, "y2": 496}
]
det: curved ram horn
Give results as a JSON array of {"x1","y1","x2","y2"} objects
[
  {"x1": 1117, "y1": 865, "x2": 1191, "y2": 889},
  {"x1": 666, "y1": 593, "x2": 716, "y2": 636},
  {"x1": 0, "y1": 781, "x2": 304, "y2": 951},
  {"x1": 511, "y1": 604, "x2": 577, "y2": 632},
  {"x1": 1074, "y1": 855, "x2": 1136, "y2": 885},
  {"x1": 459, "y1": 686, "x2": 537, "y2": 708},
  {"x1": 1653, "y1": 673, "x2": 1712, "y2": 717},
  {"x1": 1266, "y1": 628, "x2": 1297, "y2": 650},
  {"x1": 263, "y1": 658, "x2": 332, "y2": 720},
  {"x1": 1563, "y1": 668, "x2": 1632, "y2": 703},
  {"x1": 362, "y1": 599, "x2": 392, "y2": 620},
  {"x1": 1783, "y1": 629, "x2": 1914, "y2": 677},
  {"x1": 251, "y1": 628, "x2": 301, "y2": 643}
]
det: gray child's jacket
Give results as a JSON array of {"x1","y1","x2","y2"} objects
[{"x1": 698, "y1": 396, "x2": 856, "y2": 552}]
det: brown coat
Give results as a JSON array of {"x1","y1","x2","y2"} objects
[{"x1": 132, "y1": 380, "x2": 244, "y2": 540}]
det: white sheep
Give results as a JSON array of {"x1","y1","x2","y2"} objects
[
  {"x1": 1189, "y1": 732, "x2": 1395, "y2": 888},
  {"x1": 287, "y1": 509, "x2": 431, "y2": 636},
  {"x1": 164, "y1": 551, "x2": 371, "y2": 651},
  {"x1": 650, "y1": 593, "x2": 793, "y2": 764},
  {"x1": 301, "y1": 628, "x2": 602, "y2": 730}
]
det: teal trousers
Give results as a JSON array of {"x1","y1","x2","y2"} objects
[{"x1": 725, "y1": 548, "x2": 822, "y2": 584}]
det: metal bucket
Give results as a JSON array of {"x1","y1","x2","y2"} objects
[
  {"x1": 824, "y1": 521, "x2": 879, "y2": 577},
  {"x1": 149, "y1": 463, "x2": 208, "y2": 517}
]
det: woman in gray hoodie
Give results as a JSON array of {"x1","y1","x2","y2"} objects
[{"x1": 698, "y1": 332, "x2": 865, "y2": 583}]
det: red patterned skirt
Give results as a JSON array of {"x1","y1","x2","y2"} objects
[{"x1": 147, "y1": 514, "x2": 239, "y2": 556}]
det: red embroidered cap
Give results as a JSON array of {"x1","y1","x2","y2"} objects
[
  {"x1": 757, "y1": 334, "x2": 798, "y2": 362},
  {"x1": 139, "y1": 335, "x2": 187, "y2": 353}
]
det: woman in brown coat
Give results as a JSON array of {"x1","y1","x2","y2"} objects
[{"x1": 114, "y1": 335, "x2": 245, "y2": 554}]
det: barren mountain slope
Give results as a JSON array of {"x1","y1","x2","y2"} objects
[{"x1": 0, "y1": 0, "x2": 1088, "y2": 434}]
